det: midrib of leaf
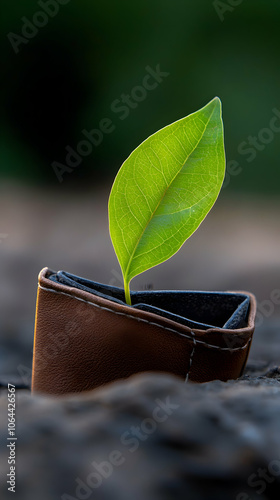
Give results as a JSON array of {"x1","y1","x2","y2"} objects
[{"x1": 123, "y1": 103, "x2": 217, "y2": 284}]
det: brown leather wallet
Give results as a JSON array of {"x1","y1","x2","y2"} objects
[{"x1": 31, "y1": 268, "x2": 257, "y2": 395}]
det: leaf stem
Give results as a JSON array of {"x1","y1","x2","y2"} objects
[{"x1": 124, "y1": 279, "x2": 131, "y2": 305}]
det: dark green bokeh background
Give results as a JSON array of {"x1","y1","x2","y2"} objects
[{"x1": 1, "y1": 0, "x2": 280, "y2": 194}]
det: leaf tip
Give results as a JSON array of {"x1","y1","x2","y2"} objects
[{"x1": 213, "y1": 96, "x2": 222, "y2": 109}]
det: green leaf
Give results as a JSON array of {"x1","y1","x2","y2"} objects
[{"x1": 108, "y1": 97, "x2": 225, "y2": 304}]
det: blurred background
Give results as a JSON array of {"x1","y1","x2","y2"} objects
[{"x1": 0, "y1": 0, "x2": 279, "y2": 379}]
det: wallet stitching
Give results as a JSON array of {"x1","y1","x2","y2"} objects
[
  {"x1": 39, "y1": 285, "x2": 250, "y2": 353},
  {"x1": 185, "y1": 332, "x2": 196, "y2": 383}
]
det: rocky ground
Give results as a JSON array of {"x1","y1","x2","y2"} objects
[{"x1": 0, "y1": 183, "x2": 279, "y2": 499}]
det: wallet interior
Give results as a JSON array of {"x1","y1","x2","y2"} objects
[{"x1": 49, "y1": 271, "x2": 250, "y2": 331}]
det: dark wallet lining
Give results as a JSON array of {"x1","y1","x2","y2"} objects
[{"x1": 49, "y1": 271, "x2": 250, "y2": 331}]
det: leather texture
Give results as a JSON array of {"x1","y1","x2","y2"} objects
[{"x1": 32, "y1": 268, "x2": 257, "y2": 395}]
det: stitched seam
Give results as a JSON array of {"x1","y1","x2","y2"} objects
[
  {"x1": 38, "y1": 284, "x2": 250, "y2": 353},
  {"x1": 185, "y1": 332, "x2": 196, "y2": 383}
]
